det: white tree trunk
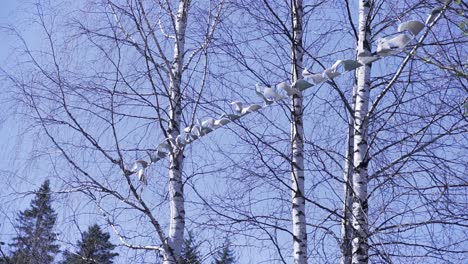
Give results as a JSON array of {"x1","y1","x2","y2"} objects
[
  {"x1": 340, "y1": 110, "x2": 355, "y2": 264},
  {"x1": 291, "y1": 1, "x2": 307, "y2": 263},
  {"x1": 351, "y1": 0, "x2": 372, "y2": 263},
  {"x1": 164, "y1": 1, "x2": 190, "y2": 263},
  {"x1": 341, "y1": 48, "x2": 360, "y2": 264}
]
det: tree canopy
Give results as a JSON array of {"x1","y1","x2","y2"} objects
[{"x1": 0, "y1": 0, "x2": 466, "y2": 263}]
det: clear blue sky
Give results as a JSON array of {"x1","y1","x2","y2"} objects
[
  {"x1": 0, "y1": 0, "x2": 55, "y2": 255},
  {"x1": 1, "y1": 1, "x2": 464, "y2": 264},
  {"x1": 0, "y1": 0, "x2": 18, "y2": 59},
  {"x1": 0, "y1": 2, "x2": 270, "y2": 263}
]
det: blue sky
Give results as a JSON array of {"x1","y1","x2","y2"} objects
[
  {"x1": 0, "y1": 0, "x2": 55, "y2": 254},
  {"x1": 0, "y1": 2, "x2": 341, "y2": 262},
  {"x1": 0, "y1": 1, "x2": 466, "y2": 263},
  {"x1": 0, "y1": 2, "x2": 269, "y2": 262},
  {"x1": 0, "y1": 0, "x2": 18, "y2": 58}
]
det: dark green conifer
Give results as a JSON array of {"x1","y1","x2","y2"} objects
[
  {"x1": 180, "y1": 231, "x2": 201, "y2": 264},
  {"x1": 61, "y1": 224, "x2": 118, "y2": 264},
  {"x1": 10, "y1": 180, "x2": 59, "y2": 264},
  {"x1": 213, "y1": 240, "x2": 236, "y2": 264}
]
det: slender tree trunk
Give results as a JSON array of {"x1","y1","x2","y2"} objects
[
  {"x1": 341, "y1": 42, "x2": 361, "y2": 263},
  {"x1": 351, "y1": 0, "x2": 372, "y2": 263},
  {"x1": 291, "y1": 1, "x2": 307, "y2": 263},
  {"x1": 340, "y1": 104, "x2": 356, "y2": 264},
  {"x1": 164, "y1": 1, "x2": 190, "y2": 263}
]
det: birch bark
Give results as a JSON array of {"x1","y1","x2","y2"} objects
[
  {"x1": 164, "y1": 1, "x2": 190, "y2": 263},
  {"x1": 340, "y1": 84, "x2": 357, "y2": 264},
  {"x1": 351, "y1": 0, "x2": 372, "y2": 263},
  {"x1": 291, "y1": 1, "x2": 307, "y2": 263}
]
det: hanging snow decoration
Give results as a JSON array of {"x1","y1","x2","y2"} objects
[{"x1": 127, "y1": 5, "x2": 450, "y2": 183}]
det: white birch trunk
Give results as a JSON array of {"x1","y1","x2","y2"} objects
[
  {"x1": 340, "y1": 110, "x2": 355, "y2": 264},
  {"x1": 341, "y1": 53, "x2": 360, "y2": 264},
  {"x1": 351, "y1": 0, "x2": 372, "y2": 263},
  {"x1": 291, "y1": 1, "x2": 307, "y2": 263},
  {"x1": 164, "y1": 1, "x2": 190, "y2": 263}
]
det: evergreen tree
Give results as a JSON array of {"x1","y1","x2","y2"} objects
[
  {"x1": 180, "y1": 232, "x2": 201, "y2": 264},
  {"x1": 213, "y1": 241, "x2": 236, "y2": 264},
  {"x1": 61, "y1": 224, "x2": 118, "y2": 264},
  {"x1": 10, "y1": 180, "x2": 59, "y2": 264}
]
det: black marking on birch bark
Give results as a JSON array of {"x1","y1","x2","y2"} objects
[
  {"x1": 293, "y1": 189, "x2": 303, "y2": 198},
  {"x1": 167, "y1": 126, "x2": 176, "y2": 134},
  {"x1": 352, "y1": 254, "x2": 368, "y2": 263},
  {"x1": 292, "y1": 150, "x2": 304, "y2": 157},
  {"x1": 363, "y1": 39, "x2": 371, "y2": 51},
  {"x1": 362, "y1": 200, "x2": 368, "y2": 211},
  {"x1": 358, "y1": 86, "x2": 368, "y2": 91},
  {"x1": 174, "y1": 191, "x2": 183, "y2": 198},
  {"x1": 291, "y1": 161, "x2": 303, "y2": 170},
  {"x1": 352, "y1": 197, "x2": 359, "y2": 205},
  {"x1": 293, "y1": 115, "x2": 302, "y2": 122},
  {"x1": 354, "y1": 246, "x2": 366, "y2": 256},
  {"x1": 169, "y1": 178, "x2": 182, "y2": 182},
  {"x1": 295, "y1": 211, "x2": 305, "y2": 216},
  {"x1": 174, "y1": 215, "x2": 184, "y2": 220},
  {"x1": 169, "y1": 165, "x2": 181, "y2": 170},
  {"x1": 352, "y1": 198, "x2": 368, "y2": 218},
  {"x1": 293, "y1": 136, "x2": 303, "y2": 143},
  {"x1": 356, "y1": 159, "x2": 369, "y2": 169},
  {"x1": 293, "y1": 235, "x2": 303, "y2": 243},
  {"x1": 353, "y1": 251, "x2": 368, "y2": 264},
  {"x1": 357, "y1": 139, "x2": 367, "y2": 146}
]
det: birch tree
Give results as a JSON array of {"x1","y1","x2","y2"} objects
[
  {"x1": 340, "y1": 1, "x2": 467, "y2": 263},
  {"x1": 165, "y1": 1, "x2": 190, "y2": 261},
  {"x1": 2, "y1": 0, "x2": 466, "y2": 263},
  {"x1": 180, "y1": 0, "x2": 342, "y2": 262},
  {"x1": 351, "y1": 0, "x2": 373, "y2": 263},
  {"x1": 290, "y1": 0, "x2": 307, "y2": 263},
  {"x1": 4, "y1": 0, "x2": 225, "y2": 263}
]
